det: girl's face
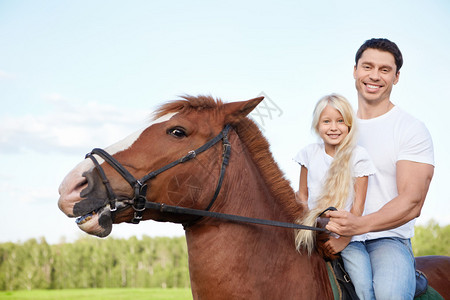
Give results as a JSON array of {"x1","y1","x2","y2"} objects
[{"x1": 318, "y1": 105, "x2": 349, "y2": 156}]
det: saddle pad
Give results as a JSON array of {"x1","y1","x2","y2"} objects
[
  {"x1": 414, "y1": 286, "x2": 445, "y2": 300},
  {"x1": 325, "y1": 261, "x2": 341, "y2": 300}
]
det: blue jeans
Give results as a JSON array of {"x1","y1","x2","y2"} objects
[{"x1": 341, "y1": 237, "x2": 415, "y2": 300}]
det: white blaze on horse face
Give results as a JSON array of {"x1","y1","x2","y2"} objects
[
  {"x1": 58, "y1": 112, "x2": 177, "y2": 212},
  {"x1": 103, "y1": 113, "x2": 177, "y2": 158}
]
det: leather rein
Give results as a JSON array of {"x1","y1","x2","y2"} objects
[{"x1": 85, "y1": 124, "x2": 329, "y2": 233}]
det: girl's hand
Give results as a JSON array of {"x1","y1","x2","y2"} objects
[{"x1": 324, "y1": 236, "x2": 351, "y2": 254}]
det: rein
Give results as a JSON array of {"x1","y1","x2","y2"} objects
[{"x1": 86, "y1": 124, "x2": 329, "y2": 233}]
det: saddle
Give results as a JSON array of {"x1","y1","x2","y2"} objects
[
  {"x1": 324, "y1": 255, "x2": 358, "y2": 300},
  {"x1": 315, "y1": 210, "x2": 359, "y2": 300}
]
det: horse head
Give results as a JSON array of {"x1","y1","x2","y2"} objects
[{"x1": 58, "y1": 95, "x2": 264, "y2": 237}]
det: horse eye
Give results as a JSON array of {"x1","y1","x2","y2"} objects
[{"x1": 167, "y1": 127, "x2": 187, "y2": 138}]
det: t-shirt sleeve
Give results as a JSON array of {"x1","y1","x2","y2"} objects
[
  {"x1": 293, "y1": 144, "x2": 312, "y2": 168},
  {"x1": 353, "y1": 146, "x2": 376, "y2": 177},
  {"x1": 398, "y1": 121, "x2": 434, "y2": 166}
]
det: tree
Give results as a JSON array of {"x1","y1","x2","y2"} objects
[{"x1": 412, "y1": 220, "x2": 450, "y2": 256}]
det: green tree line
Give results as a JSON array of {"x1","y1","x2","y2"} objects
[
  {"x1": 0, "y1": 236, "x2": 190, "y2": 291},
  {"x1": 412, "y1": 220, "x2": 450, "y2": 256},
  {"x1": 1, "y1": 221, "x2": 448, "y2": 291}
]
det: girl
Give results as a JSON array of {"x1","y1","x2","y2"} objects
[{"x1": 294, "y1": 94, "x2": 375, "y2": 256}]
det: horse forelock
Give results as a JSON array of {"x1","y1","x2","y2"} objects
[
  {"x1": 235, "y1": 118, "x2": 303, "y2": 222},
  {"x1": 152, "y1": 95, "x2": 224, "y2": 120}
]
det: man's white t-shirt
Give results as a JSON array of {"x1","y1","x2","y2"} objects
[{"x1": 357, "y1": 106, "x2": 435, "y2": 240}]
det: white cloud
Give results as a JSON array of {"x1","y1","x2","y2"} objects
[
  {"x1": 0, "y1": 70, "x2": 15, "y2": 80},
  {"x1": 0, "y1": 180, "x2": 56, "y2": 204},
  {"x1": 0, "y1": 94, "x2": 149, "y2": 154}
]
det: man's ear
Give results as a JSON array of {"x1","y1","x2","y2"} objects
[{"x1": 394, "y1": 71, "x2": 400, "y2": 85}]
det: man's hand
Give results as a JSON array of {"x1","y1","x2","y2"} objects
[{"x1": 325, "y1": 210, "x2": 367, "y2": 236}]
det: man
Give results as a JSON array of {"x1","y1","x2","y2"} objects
[{"x1": 326, "y1": 38, "x2": 435, "y2": 299}]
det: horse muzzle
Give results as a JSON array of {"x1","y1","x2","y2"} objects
[{"x1": 58, "y1": 159, "x2": 116, "y2": 237}]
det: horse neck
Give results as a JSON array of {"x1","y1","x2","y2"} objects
[
  {"x1": 187, "y1": 129, "x2": 292, "y2": 232},
  {"x1": 215, "y1": 129, "x2": 293, "y2": 221},
  {"x1": 184, "y1": 131, "x2": 332, "y2": 299}
]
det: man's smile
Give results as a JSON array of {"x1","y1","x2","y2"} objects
[{"x1": 365, "y1": 83, "x2": 382, "y2": 92}]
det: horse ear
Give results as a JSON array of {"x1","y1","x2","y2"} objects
[{"x1": 223, "y1": 96, "x2": 264, "y2": 124}]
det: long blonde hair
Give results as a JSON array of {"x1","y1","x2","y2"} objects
[{"x1": 295, "y1": 94, "x2": 358, "y2": 255}]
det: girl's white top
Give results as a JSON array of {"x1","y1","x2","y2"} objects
[{"x1": 294, "y1": 143, "x2": 376, "y2": 241}]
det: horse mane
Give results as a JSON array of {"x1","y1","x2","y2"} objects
[
  {"x1": 234, "y1": 117, "x2": 303, "y2": 222},
  {"x1": 154, "y1": 95, "x2": 303, "y2": 222},
  {"x1": 153, "y1": 95, "x2": 224, "y2": 119}
]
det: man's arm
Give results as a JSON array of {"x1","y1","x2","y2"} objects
[{"x1": 326, "y1": 160, "x2": 434, "y2": 236}]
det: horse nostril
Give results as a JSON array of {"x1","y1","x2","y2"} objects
[
  {"x1": 80, "y1": 171, "x2": 95, "y2": 198},
  {"x1": 79, "y1": 169, "x2": 109, "y2": 202},
  {"x1": 76, "y1": 177, "x2": 88, "y2": 191}
]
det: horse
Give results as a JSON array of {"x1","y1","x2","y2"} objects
[{"x1": 58, "y1": 95, "x2": 450, "y2": 299}]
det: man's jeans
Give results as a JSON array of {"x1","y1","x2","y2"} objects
[{"x1": 341, "y1": 237, "x2": 415, "y2": 300}]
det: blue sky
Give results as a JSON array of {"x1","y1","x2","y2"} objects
[{"x1": 1, "y1": 0, "x2": 449, "y2": 244}]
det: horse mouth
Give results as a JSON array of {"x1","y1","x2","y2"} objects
[
  {"x1": 75, "y1": 206, "x2": 113, "y2": 237},
  {"x1": 75, "y1": 208, "x2": 101, "y2": 225}
]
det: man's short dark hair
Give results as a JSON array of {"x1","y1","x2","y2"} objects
[{"x1": 355, "y1": 38, "x2": 403, "y2": 73}]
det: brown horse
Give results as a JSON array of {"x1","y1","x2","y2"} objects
[{"x1": 58, "y1": 95, "x2": 449, "y2": 299}]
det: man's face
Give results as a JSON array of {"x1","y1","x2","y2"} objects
[{"x1": 353, "y1": 48, "x2": 400, "y2": 104}]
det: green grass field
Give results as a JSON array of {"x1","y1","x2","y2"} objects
[{"x1": 0, "y1": 288, "x2": 193, "y2": 300}]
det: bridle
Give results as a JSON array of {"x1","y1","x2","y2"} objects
[
  {"x1": 85, "y1": 124, "x2": 330, "y2": 233},
  {"x1": 86, "y1": 124, "x2": 232, "y2": 225}
]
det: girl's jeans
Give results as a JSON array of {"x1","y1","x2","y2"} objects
[{"x1": 341, "y1": 237, "x2": 415, "y2": 300}]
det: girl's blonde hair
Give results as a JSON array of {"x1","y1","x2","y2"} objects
[{"x1": 295, "y1": 93, "x2": 358, "y2": 255}]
